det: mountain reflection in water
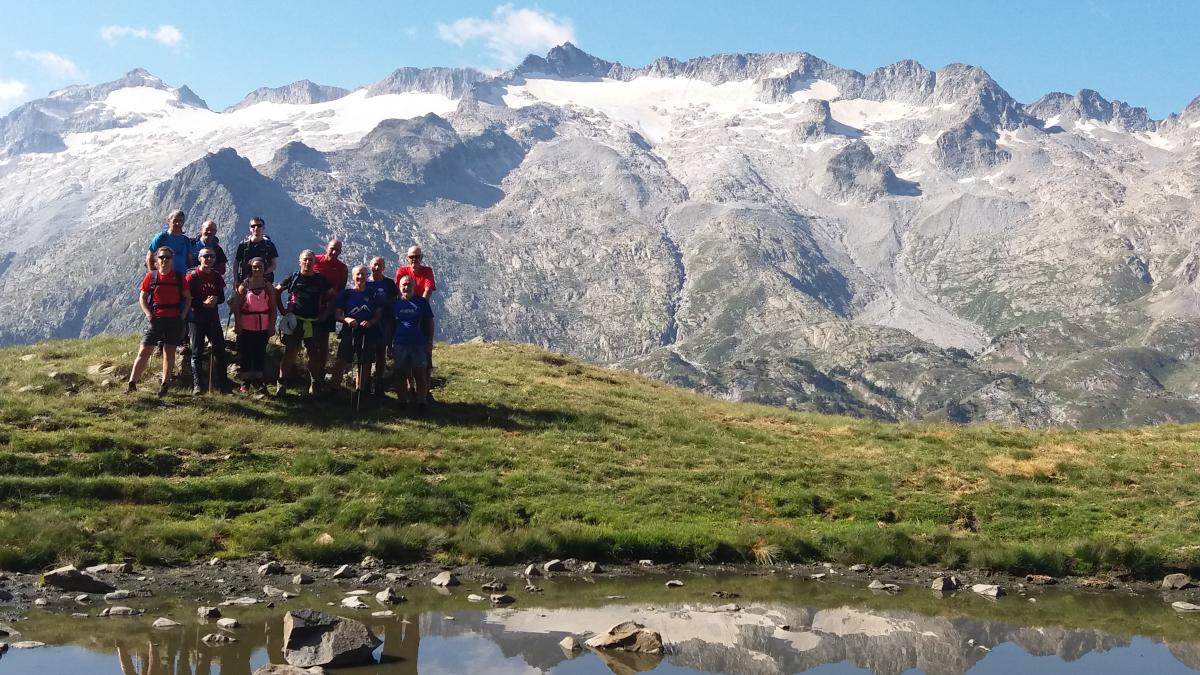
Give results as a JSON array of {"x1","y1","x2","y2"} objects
[{"x1": 6, "y1": 583, "x2": 1200, "y2": 674}]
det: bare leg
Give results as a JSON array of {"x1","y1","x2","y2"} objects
[
  {"x1": 278, "y1": 342, "x2": 302, "y2": 392},
  {"x1": 129, "y1": 344, "x2": 156, "y2": 385},
  {"x1": 414, "y1": 368, "x2": 430, "y2": 404},
  {"x1": 161, "y1": 344, "x2": 177, "y2": 384}
]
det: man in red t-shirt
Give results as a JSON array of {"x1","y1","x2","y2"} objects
[
  {"x1": 394, "y1": 245, "x2": 437, "y2": 390},
  {"x1": 312, "y1": 239, "x2": 348, "y2": 380},
  {"x1": 128, "y1": 246, "x2": 192, "y2": 396}
]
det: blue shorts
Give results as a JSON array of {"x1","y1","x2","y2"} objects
[{"x1": 393, "y1": 344, "x2": 429, "y2": 369}]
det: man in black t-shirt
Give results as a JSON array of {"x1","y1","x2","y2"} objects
[
  {"x1": 275, "y1": 250, "x2": 335, "y2": 396},
  {"x1": 234, "y1": 216, "x2": 279, "y2": 285}
]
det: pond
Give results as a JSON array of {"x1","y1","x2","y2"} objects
[{"x1": 4, "y1": 572, "x2": 1200, "y2": 674}]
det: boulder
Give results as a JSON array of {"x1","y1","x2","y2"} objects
[
  {"x1": 34, "y1": 597, "x2": 48, "y2": 607},
  {"x1": 430, "y1": 572, "x2": 459, "y2": 587},
  {"x1": 282, "y1": 609, "x2": 382, "y2": 668},
  {"x1": 86, "y1": 562, "x2": 134, "y2": 574},
  {"x1": 1024, "y1": 574, "x2": 1056, "y2": 585},
  {"x1": 293, "y1": 574, "x2": 314, "y2": 585},
  {"x1": 480, "y1": 580, "x2": 507, "y2": 591},
  {"x1": 41, "y1": 565, "x2": 116, "y2": 594},
  {"x1": 331, "y1": 565, "x2": 354, "y2": 579},
  {"x1": 467, "y1": 594, "x2": 485, "y2": 602},
  {"x1": 543, "y1": 559, "x2": 567, "y2": 573},
  {"x1": 264, "y1": 585, "x2": 295, "y2": 598},
  {"x1": 1163, "y1": 573, "x2": 1193, "y2": 590},
  {"x1": 357, "y1": 572, "x2": 381, "y2": 584},
  {"x1": 523, "y1": 564, "x2": 542, "y2": 577},
  {"x1": 152, "y1": 618, "x2": 181, "y2": 628},
  {"x1": 0, "y1": 589, "x2": 11, "y2": 602},
  {"x1": 220, "y1": 596, "x2": 259, "y2": 606},
  {"x1": 930, "y1": 576, "x2": 961, "y2": 592},
  {"x1": 218, "y1": 618, "x2": 241, "y2": 629},
  {"x1": 584, "y1": 621, "x2": 664, "y2": 654},
  {"x1": 490, "y1": 594, "x2": 516, "y2": 605},
  {"x1": 580, "y1": 562, "x2": 603, "y2": 574},
  {"x1": 868, "y1": 580, "x2": 901, "y2": 592},
  {"x1": 203, "y1": 633, "x2": 237, "y2": 644},
  {"x1": 971, "y1": 584, "x2": 1005, "y2": 597},
  {"x1": 104, "y1": 590, "x2": 133, "y2": 601},
  {"x1": 100, "y1": 606, "x2": 138, "y2": 616},
  {"x1": 559, "y1": 635, "x2": 581, "y2": 652},
  {"x1": 1172, "y1": 601, "x2": 1200, "y2": 612},
  {"x1": 360, "y1": 556, "x2": 383, "y2": 569},
  {"x1": 259, "y1": 561, "x2": 286, "y2": 576},
  {"x1": 849, "y1": 564, "x2": 869, "y2": 572},
  {"x1": 198, "y1": 606, "x2": 222, "y2": 618},
  {"x1": 665, "y1": 579, "x2": 684, "y2": 588},
  {"x1": 11, "y1": 640, "x2": 46, "y2": 649},
  {"x1": 0, "y1": 623, "x2": 20, "y2": 638}
]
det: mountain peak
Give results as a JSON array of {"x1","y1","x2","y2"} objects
[
  {"x1": 517, "y1": 43, "x2": 616, "y2": 79},
  {"x1": 226, "y1": 79, "x2": 350, "y2": 112}
]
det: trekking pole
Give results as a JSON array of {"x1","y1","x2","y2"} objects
[
  {"x1": 208, "y1": 341, "x2": 214, "y2": 395},
  {"x1": 354, "y1": 329, "x2": 365, "y2": 412}
]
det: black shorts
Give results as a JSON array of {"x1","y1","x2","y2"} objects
[
  {"x1": 336, "y1": 332, "x2": 377, "y2": 363},
  {"x1": 141, "y1": 316, "x2": 183, "y2": 347},
  {"x1": 280, "y1": 319, "x2": 328, "y2": 351}
]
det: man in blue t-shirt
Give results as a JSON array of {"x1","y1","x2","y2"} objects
[
  {"x1": 329, "y1": 265, "x2": 382, "y2": 394},
  {"x1": 392, "y1": 274, "x2": 434, "y2": 407},
  {"x1": 146, "y1": 210, "x2": 191, "y2": 276},
  {"x1": 367, "y1": 256, "x2": 398, "y2": 396}
]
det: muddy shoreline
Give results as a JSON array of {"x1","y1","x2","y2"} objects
[{"x1": 5, "y1": 556, "x2": 1198, "y2": 625}]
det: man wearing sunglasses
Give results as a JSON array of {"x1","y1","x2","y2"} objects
[
  {"x1": 394, "y1": 245, "x2": 437, "y2": 393},
  {"x1": 234, "y1": 216, "x2": 278, "y2": 285},
  {"x1": 186, "y1": 248, "x2": 232, "y2": 394},
  {"x1": 128, "y1": 246, "x2": 191, "y2": 396}
]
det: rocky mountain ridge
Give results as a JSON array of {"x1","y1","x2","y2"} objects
[{"x1": 1, "y1": 45, "x2": 1199, "y2": 427}]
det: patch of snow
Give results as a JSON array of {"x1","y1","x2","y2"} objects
[
  {"x1": 790, "y1": 80, "x2": 839, "y2": 102},
  {"x1": 1043, "y1": 115, "x2": 1061, "y2": 129},
  {"x1": 957, "y1": 177, "x2": 977, "y2": 184},
  {"x1": 1135, "y1": 132, "x2": 1176, "y2": 151},
  {"x1": 830, "y1": 99, "x2": 929, "y2": 129},
  {"x1": 916, "y1": 134, "x2": 935, "y2": 145},
  {"x1": 101, "y1": 87, "x2": 178, "y2": 116},
  {"x1": 895, "y1": 169, "x2": 924, "y2": 181}
]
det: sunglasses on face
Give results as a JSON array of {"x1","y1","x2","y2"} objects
[
  {"x1": 200, "y1": 254, "x2": 215, "y2": 259},
  {"x1": 250, "y1": 224, "x2": 264, "y2": 228},
  {"x1": 157, "y1": 255, "x2": 173, "y2": 260}
]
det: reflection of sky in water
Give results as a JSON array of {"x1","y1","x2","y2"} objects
[
  {"x1": 966, "y1": 638, "x2": 1200, "y2": 674},
  {"x1": 419, "y1": 636, "x2": 542, "y2": 675}
]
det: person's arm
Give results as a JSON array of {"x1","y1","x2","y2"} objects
[
  {"x1": 145, "y1": 250, "x2": 154, "y2": 272},
  {"x1": 423, "y1": 268, "x2": 436, "y2": 299},
  {"x1": 423, "y1": 315, "x2": 435, "y2": 349},
  {"x1": 267, "y1": 286, "x2": 278, "y2": 327},
  {"x1": 139, "y1": 289, "x2": 152, "y2": 319},
  {"x1": 230, "y1": 286, "x2": 244, "y2": 333},
  {"x1": 213, "y1": 276, "x2": 227, "y2": 306}
]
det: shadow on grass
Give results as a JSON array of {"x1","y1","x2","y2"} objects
[{"x1": 209, "y1": 396, "x2": 626, "y2": 434}]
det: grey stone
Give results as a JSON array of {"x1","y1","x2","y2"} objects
[
  {"x1": 357, "y1": 572, "x2": 381, "y2": 584},
  {"x1": 665, "y1": 579, "x2": 685, "y2": 588},
  {"x1": 74, "y1": 594, "x2": 90, "y2": 602},
  {"x1": 293, "y1": 574, "x2": 314, "y2": 585},
  {"x1": 331, "y1": 565, "x2": 354, "y2": 579},
  {"x1": 467, "y1": 593, "x2": 485, "y2": 602},
  {"x1": 198, "y1": 606, "x2": 221, "y2": 618},
  {"x1": 101, "y1": 606, "x2": 137, "y2": 616},
  {"x1": 0, "y1": 623, "x2": 20, "y2": 638},
  {"x1": 202, "y1": 633, "x2": 237, "y2": 644},
  {"x1": 217, "y1": 618, "x2": 241, "y2": 629},
  {"x1": 152, "y1": 617, "x2": 181, "y2": 628},
  {"x1": 1163, "y1": 574, "x2": 1193, "y2": 590},
  {"x1": 34, "y1": 597, "x2": 48, "y2": 607},
  {"x1": 849, "y1": 564, "x2": 869, "y2": 572},
  {"x1": 220, "y1": 596, "x2": 259, "y2": 606},
  {"x1": 339, "y1": 596, "x2": 368, "y2": 609},
  {"x1": 253, "y1": 665, "x2": 329, "y2": 675},
  {"x1": 523, "y1": 564, "x2": 542, "y2": 577},
  {"x1": 259, "y1": 561, "x2": 286, "y2": 576},
  {"x1": 104, "y1": 590, "x2": 132, "y2": 601},
  {"x1": 580, "y1": 562, "x2": 603, "y2": 574},
  {"x1": 11, "y1": 640, "x2": 46, "y2": 649},
  {"x1": 868, "y1": 580, "x2": 901, "y2": 592},
  {"x1": 371, "y1": 610, "x2": 395, "y2": 618},
  {"x1": 41, "y1": 565, "x2": 116, "y2": 593},
  {"x1": 480, "y1": 580, "x2": 506, "y2": 592},
  {"x1": 490, "y1": 594, "x2": 515, "y2": 604},
  {"x1": 375, "y1": 587, "x2": 405, "y2": 605},
  {"x1": 430, "y1": 571, "x2": 459, "y2": 587},
  {"x1": 584, "y1": 621, "x2": 664, "y2": 653},
  {"x1": 0, "y1": 589, "x2": 11, "y2": 602},
  {"x1": 282, "y1": 609, "x2": 382, "y2": 667},
  {"x1": 359, "y1": 556, "x2": 383, "y2": 569},
  {"x1": 543, "y1": 559, "x2": 567, "y2": 573},
  {"x1": 1172, "y1": 601, "x2": 1200, "y2": 612},
  {"x1": 559, "y1": 635, "x2": 581, "y2": 652},
  {"x1": 971, "y1": 584, "x2": 1005, "y2": 597},
  {"x1": 264, "y1": 585, "x2": 295, "y2": 598},
  {"x1": 931, "y1": 576, "x2": 961, "y2": 592}
]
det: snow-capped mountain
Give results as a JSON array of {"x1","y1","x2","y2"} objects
[{"x1": 2, "y1": 43, "x2": 1199, "y2": 427}]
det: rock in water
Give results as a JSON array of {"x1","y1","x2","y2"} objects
[
  {"x1": 283, "y1": 609, "x2": 382, "y2": 668},
  {"x1": 665, "y1": 579, "x2": 685, "y2": 588},
  {"x1": 971, "y1": 584, "x2": 1005, "y2": 597},
  {"x1": 931, "y1": 576, "x2": 961, "y2": 591},
  {"x1": 490, "y1": 594, "x2": 516, "y2": 605},
  {"x1": 543, "y1": 559, "x2": 566, "y2": 573},
  {"x1": 254, "y1": 665, "x2": 329, "y2": 675},
  {"x1": 217, "y1": 618, "x2": 241, "y2": 629},
  {"x1": 584, "y1": 621, "x2": 664, "y2": 654},
  {"x1": 1172, "y1": 601, "x2": 1200, "y2": 612},
  {"x1": 430, "y1": 571, "x2": 459, "y2": 587},
  {"x1": 559, "y1": 635, "x2": 581, "y2": 652},
  {"x1": 259, "y1": 561, "x2": 286, "y2": 576},
  {"x1": 153, "y1": 617, "x2": 181, "y2": 628},
  {"x1": 202, "y1": 633, "x2": 237, "y2": 644},
  {"x1": 580, "y1": 562, "x2": 603, "y2": 574},
  {"x1": 331, "y1": 565, "x2": 353, "y2": 579},
  {"x1": 523, "y1": 564, "x2": 542, "y2": 577},
  {"x1": 1163, "y1": 573, "x2": 1193, "y2": 590},
  {"x1": 293, "y1": 573, "x2": 314, "y2": 585},
  {"x1": 375, "y1": 587, "x2": 405, "y2": 605},
  {"x1": 198, "y1": 606, "x2": 221, "y2": 618},
  {"x1": 41, "y1": 565, "x2": 116, "y2": 593},
  {"x1": 340, "y1": 596, "x2": 368, "y2": 609},
  {"x1": 868, "y1": 580, "x2": 901, "y2": 592}
]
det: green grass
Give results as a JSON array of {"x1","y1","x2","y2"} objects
[{"x1": 2, "y1": 335, "x2": 1200, "y2": 577}]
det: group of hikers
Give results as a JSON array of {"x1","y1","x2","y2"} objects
[{"x1": 128, "y1": 210, "x2": 437, "y2": 407}]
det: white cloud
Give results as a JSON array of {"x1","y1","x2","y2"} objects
[
  {"x1": 14, "y1": 50, "x2": 83, "y2": 80},
  {"x1": 436, "y1": 4, "x2": 575, "y2": 66},
  {"x1": 0, "y1": 78, "x2": 29, "y2": 106},
  {"x1": 100, "y1": 24, "x2": 184, "y2": 48}
]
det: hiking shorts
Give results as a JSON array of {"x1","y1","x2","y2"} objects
[
  {"x1": 280, "y1": 318, "x2": 327, "y2": 351},
  {"x1": 336, "y1": 332, "x2": 377, "y2": 363},
  {"x1": 141, "y1": 316, "x2": 183, "y2": 347},
  {"x1": 393, "y1": 344, "x2": 429, "y2": 370}
]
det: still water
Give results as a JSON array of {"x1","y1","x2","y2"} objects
[{"x1": 3, "y1": 572, "x2": 1200, "y2": 674}]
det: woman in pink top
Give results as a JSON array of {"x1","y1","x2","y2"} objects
[{"x1": 231, "y1": 257, "x2": 277, "y2": 393}]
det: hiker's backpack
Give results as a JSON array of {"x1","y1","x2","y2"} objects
[{"x1": 149, "y1": 271, "x2": 185, "y2": 315}]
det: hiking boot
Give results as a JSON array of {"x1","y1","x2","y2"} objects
[
  {"x1": 125, "y1": 381, "x2": 136, "y2": 394},
  {"x1": 157, "y1": 380, "x2": 169, "y2": 397}
]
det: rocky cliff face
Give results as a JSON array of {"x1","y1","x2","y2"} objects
[{"x1": 1, "y1": 45, "x2": 1199, "y2": 427}]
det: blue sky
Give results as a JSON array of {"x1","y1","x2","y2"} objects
[{"x1": 1, "y1": 0, "x2": 1197, "y2": 117}]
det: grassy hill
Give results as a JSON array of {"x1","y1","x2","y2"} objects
[{"x1": 2, "y1": 336, "x2": 1199, "y2": 578}]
